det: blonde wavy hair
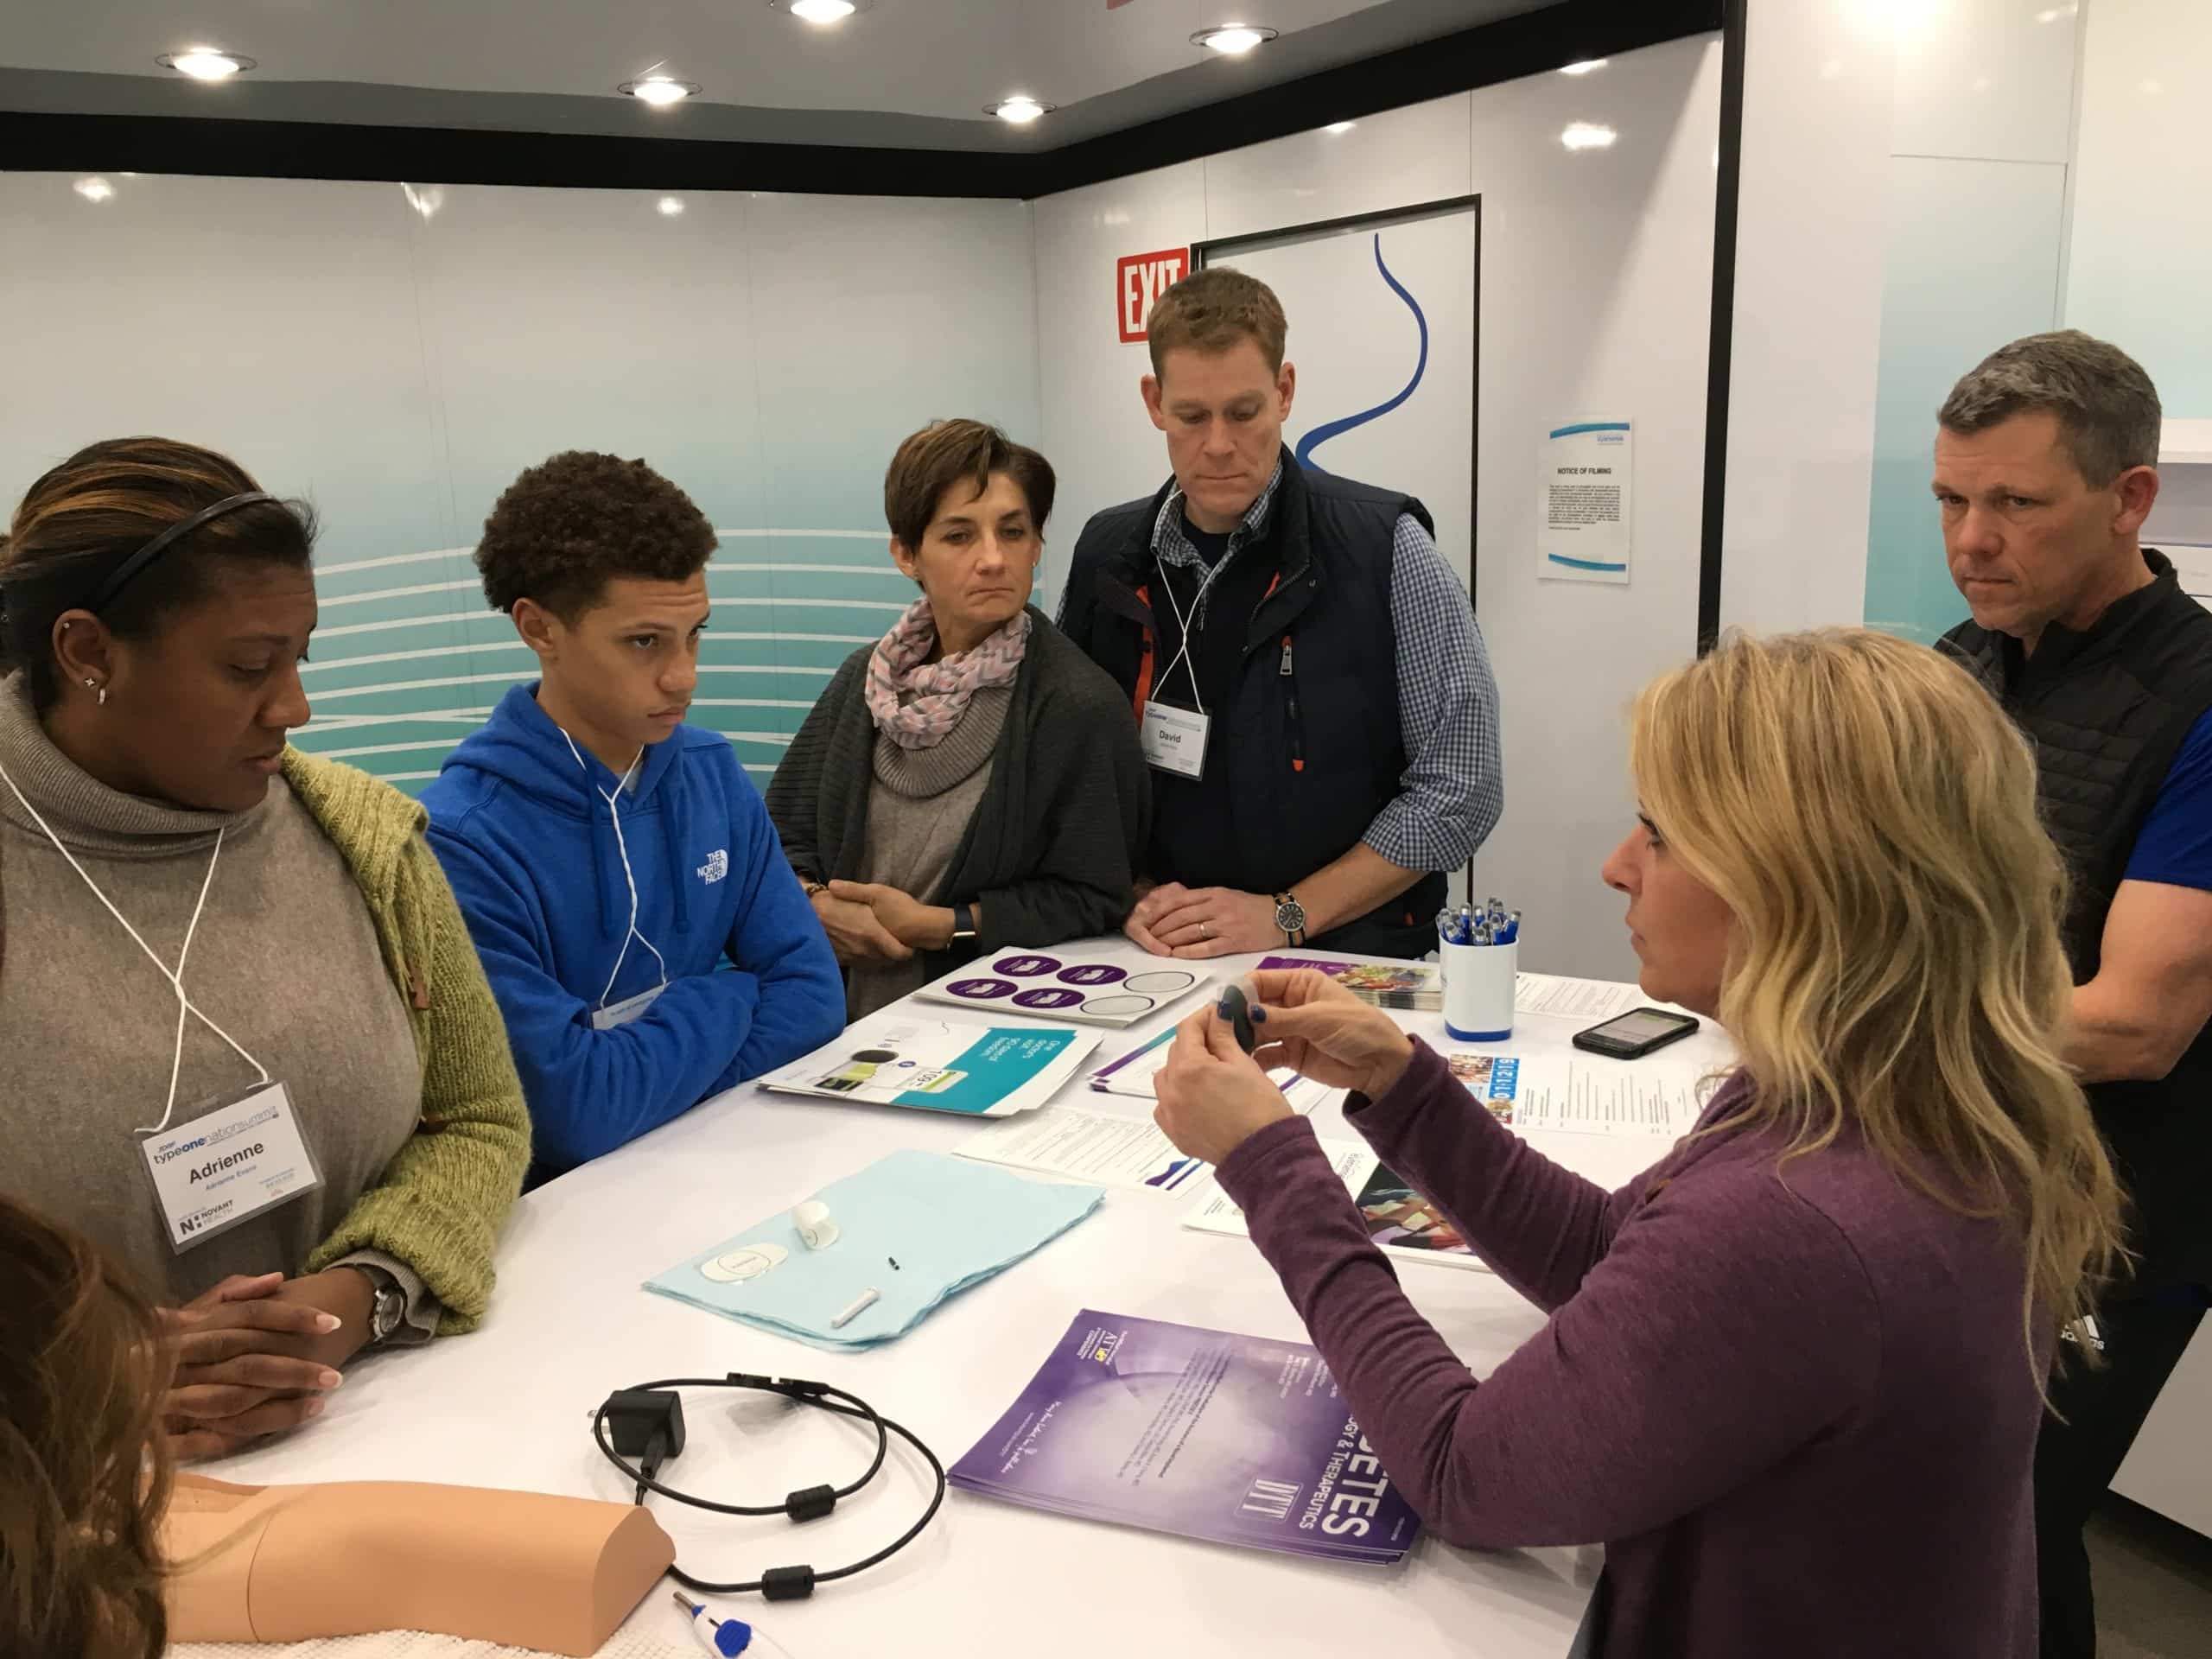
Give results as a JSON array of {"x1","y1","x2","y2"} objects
[{"x1": 1630, "y1": 629, "x2": 2123, "y2": 1381}]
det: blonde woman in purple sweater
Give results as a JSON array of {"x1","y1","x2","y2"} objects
[{"x1": 1154, "y1": 629, "x2": 2123, "y2": 1658}]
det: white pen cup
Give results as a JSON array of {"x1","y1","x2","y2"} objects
[{"x1": 1442, "y1": 936, "x2": 1516, "y2": 1042}]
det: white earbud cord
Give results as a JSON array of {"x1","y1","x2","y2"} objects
[
  {"x1": 0, "y1": 758, "x2": 270, "y2": 1135},
  {"x1": 561, "y1": 730, "x2": 670, "y2": 1009}
]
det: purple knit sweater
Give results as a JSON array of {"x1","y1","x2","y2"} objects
[{"x1": 1216, "y1": 1039, "x2": 2045, "y2": 1657}]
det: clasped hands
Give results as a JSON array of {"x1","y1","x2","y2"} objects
[
  {"x1": 811, "y1": 880, "x2": 942, "y2": 964},
  {"x1": 160, "y1": 1267, "x2": 374, "y2": 1461},
  {"x1": 1124, "y1": 881, "x2": 1284, "y2": 959},
  {"x1": 1153, "y1": 969, "x2": 1414, "y2": 1167}
]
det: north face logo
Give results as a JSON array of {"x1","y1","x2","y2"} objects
[{"x1": 696, "y1": 849, "x2": 728, "y2": 885}]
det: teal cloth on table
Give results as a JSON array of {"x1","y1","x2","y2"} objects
[{"x1": 644, "y1": 1149, "x2": 1103, "y2": 1350}]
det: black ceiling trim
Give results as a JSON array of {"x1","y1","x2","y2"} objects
[{"x1": 0, "y1": 0, "x2": 1720, "y2": 200}]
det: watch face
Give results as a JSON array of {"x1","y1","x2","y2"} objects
[{"x1": 1275, "y1": 899, "x2": 1307, "y2": 932}]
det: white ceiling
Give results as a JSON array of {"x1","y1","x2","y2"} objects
[{"x1": 0, "y1": 0, "x2": 1559, "y2": 149}]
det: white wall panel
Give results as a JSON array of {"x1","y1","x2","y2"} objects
[
  {"x1": 1030, "y1": 161, "x2": 1208, "y2": 610},
  {"x1": 1891, "y1": 0, "x2": 2083, "y2": 163},
  {"x1": 1201, "y1": 93, "x2": 1473, "y2": 246}
]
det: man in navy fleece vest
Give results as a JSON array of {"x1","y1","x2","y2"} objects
[{"x1": 423, "y1": 452, "x2": 842, "y2": 1185}]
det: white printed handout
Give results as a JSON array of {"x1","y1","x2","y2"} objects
[
  {"x1": 1185, "y1": 1141, "x2": 1493, "y2": 1274},
  {"x1": 959, "y1": 1080, "x2": 1332, "y2": 1193},
  {"x1": 1509, "y1": 1052, "x2": 1714, "y2": 1138},
  {"x1": 1514, "y1": 972, "x2": 1641, "y2": 1021}
]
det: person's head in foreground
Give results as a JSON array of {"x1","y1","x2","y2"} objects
[
  {"x1": 475, "y1": 451, "x2": 716, "y2": 769},
  {"x1": 1162, "y1": 628, "x2": 2121, "y2": 1369},
  {"x1": 1935, "y1": 329, "x2": 2161, "y2": 653},
  {"x1": 0, "y1": 435, "x2": 316, "y2": 812},
  {"x1": 0, "y1": 1195, "x2": 171, "y2": 1659},
  {"x1": 1140, "y1": 266, "x2": 1295, "y2": 534},
  {"x1": 882, "y1": 417, "x2": 1055, "y2": 656}
]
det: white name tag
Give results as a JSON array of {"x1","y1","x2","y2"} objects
[
  {"x1": 1140, "y1": 701, "x2": 1210, "y2": 779},
  {"x1": 140, "y1": 1082, "x2": 322, "y2": 1254},
  {"x1": 592, "y1": 982, "x2": 668, "y2": 1030}
]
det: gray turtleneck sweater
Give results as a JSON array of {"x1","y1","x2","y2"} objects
[{"x1": 0, "y1": 676, "x2": 435, "y2": 1332}]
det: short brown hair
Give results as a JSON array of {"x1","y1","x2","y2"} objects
[
  {"x1": 1147, "y1": 266, "x2": 1288, "y2": 377},
  {"x1": 0, "y1": 1197, "x2": 175, "y2": 1659},
  {"x1": 1938, "y1": 330, "x2": 2162, "y2": 486},
  {"x1": 882, "y1": 420, "x2": 1056, "y2": 554},
  {"x1": 474, "y1": 451, "x2": 716, "y2": 620}
]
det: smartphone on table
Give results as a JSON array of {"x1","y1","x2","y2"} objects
[{"x1": 1572, "y1": 1007, "x2": 1700, "y2": 1059}]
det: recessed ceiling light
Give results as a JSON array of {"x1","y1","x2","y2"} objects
[
  {"x1": 620, "y1": 75, "x2": 701, "y2": 107},
  {"x1": 1192, "y1": 25, "x2": 1280, "y2": 55},
  {"x1": 73, "y1": 176, "x2": 115, "y2": 203},
  {"x1": 784, "y1": 0, "x2": 859, "y2": 21},
  {"x1": 158, "y1": 48, "x2": 254, "y2": 80},
  {"x1": 988, "y1": 95, "x2": 1053, "y2": 124},
  {"x1": 1560, "y1": 59, "x2": 1608, "y2": 76},
  {"x1": 1325, "y1": 120, "x2": 1357, "y2": 135},
  {"x1": 658, "y1": 196, "x2": 686, "y2": 216},
  {"x1": 1560, "y1": 123, "x2": 1618, "y2": 150}
]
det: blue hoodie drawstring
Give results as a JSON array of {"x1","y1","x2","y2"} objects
[{"x1": 661, "y1": 757, "x2": 692, "y2": 934}]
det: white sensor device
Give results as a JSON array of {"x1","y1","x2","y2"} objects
[{"x1": 792, "y1": 1199, "x2": 839, "y2": 1250}]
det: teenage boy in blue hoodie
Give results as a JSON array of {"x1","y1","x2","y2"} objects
[{"x1": 423, "y1": 452, "x2": 845, "y2": 1185}]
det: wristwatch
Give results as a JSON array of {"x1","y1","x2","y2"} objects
[
  {"x1": 951, "y1": 902, "x2": 978, "y2": 944},
  {"x1": 358, "y1": 1265, "x2": 408, "y2": 1348},
  {"x1": 1274, "y1": 892, "x2": 1308, "y2": 947}
]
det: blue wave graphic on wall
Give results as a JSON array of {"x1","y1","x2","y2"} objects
[{"x1": 1294, "y1": 233, "x2": 1427, "y2": 471}]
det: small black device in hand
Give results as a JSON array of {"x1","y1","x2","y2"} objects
[
  {"x1": 1573, "y1": 1007, "x2": 1700, "y2": 1059},
  {"x1": 1217, "y1": 981, "x2": 1259, "y2": 1053}
]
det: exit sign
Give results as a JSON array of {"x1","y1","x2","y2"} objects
[{"x1": 1116, "y1": 247, "x2": 1190, "y2": 343}]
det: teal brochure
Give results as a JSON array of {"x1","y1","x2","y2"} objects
[
  {"x1": 645, "y1": 1150, "x2": 1103, "y2": 1351},
  {"x1": 755, "y1": 1013, "x2": 1100, "y2": 1118}
]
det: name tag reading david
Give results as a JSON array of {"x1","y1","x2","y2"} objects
[
  {"x1": 1140, "y1": 701, "x2": 1210, "y2": 780},
  {"x1": 140, "y1": 1082, "x2": 322, "y2": 1254}
]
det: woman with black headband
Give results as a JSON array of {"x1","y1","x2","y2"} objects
[{"x1": 0, "y1": 436, "x2": 530, "y2": 1460}]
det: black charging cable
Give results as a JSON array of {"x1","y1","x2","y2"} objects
[{"x1": 592, "y1": 1371, "x2": 947, "y2": 1601}]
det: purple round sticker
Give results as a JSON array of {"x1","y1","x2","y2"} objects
[
  {"x1": 946, "y1": 978, "x2": 1017, "y2": 999},
  {"x1": 1057, "y1": 963, "x2": 1128, "y2": 987},
  {"x1": 1011, "y1": 988, "x2": 1086, "y2": 1010},
  {"x1": 993, "y1": 955, "x2": 1063, "y2": 978}
]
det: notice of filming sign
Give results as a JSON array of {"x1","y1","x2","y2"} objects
[{"x1": 1540, "y1": 419, "x2": 1632, "y2": 584}]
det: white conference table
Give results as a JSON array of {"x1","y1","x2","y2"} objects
[{"x1": 213, "y1": 944, "x2": 1733, "y2": 1659}]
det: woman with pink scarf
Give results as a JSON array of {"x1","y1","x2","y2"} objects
[{"x1": 766, "y1": 421, "x2": 1150, "y2": 1018}]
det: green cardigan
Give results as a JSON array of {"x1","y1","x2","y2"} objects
[{"x1": 283, "y1": 751, "x2": 531, "y2": 1333}]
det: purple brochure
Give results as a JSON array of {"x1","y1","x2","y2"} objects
[{"x1": 950, "y1": 1310, "x2": 1421, "y2": 1562}]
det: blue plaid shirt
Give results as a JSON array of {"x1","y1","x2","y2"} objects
[{"x1": 1149, "y1": 458, "x2": 1503, "y2": 871}]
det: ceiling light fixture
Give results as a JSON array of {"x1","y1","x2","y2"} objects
[
  {"x1": 620, "y1": 75, "x2": 701, "y2": 106},
  {"x1": 401, "y1": 182, "x2": 444, "y2": 219},
  {"x1": 988, "y1": 95, "x2": 1053, "y2": 124},
  {"x1": 785, "y1": 0, "x2": 859, "y2": 21},
  {"x1": 1560, "y1": 123, "x2": 1618, "y2": 150},
  {"x1": 73, "y1": 176, "x2": 115, "y2": 203},
  {"x1": 1191, "y1": 25, "x2": 1280, "y2": 55},
  {"x1": 1560, "y1": 59, "x2": 1608, "y2": 75},
  {"x1": 658, "y1": 196, "x2": 686, "y2": 216},
  {"x1": 158, "y1": 48, "x2": 254, "y2": 80},
  {"x1": 1325, "y1": 120, "x2": 1357, "y2": 134}
]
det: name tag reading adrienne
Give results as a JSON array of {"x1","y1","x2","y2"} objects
[
  {"x1": 1140, "y1": 701, "x2": 1210, "y2": 780},
  {"x1": 140, "y1": 1082, "x2": 323, "y2": 1254}
]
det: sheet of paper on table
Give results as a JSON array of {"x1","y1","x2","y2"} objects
[
  {"x1": 1508, "y1": 1051, "x2": 1718, "y2": 1137},
  {"x1": 1184, "y1": 1141, "x2": 1492, "y2": 1274},
  {"x1": 1514, "y1": 971, "x2": 1642, "y2": 1021},
  {"x1": 957, "y1": 1078, "x2": 1332, "y2": 1192}
]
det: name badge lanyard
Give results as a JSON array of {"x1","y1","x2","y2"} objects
[
  {"x1": 1154, "y1": 556, "x2": 1221, "y2": 720},
  {"x1": 0, "y1": 759, "x2": 269, "y2": 1134},
  {"x1": 562, "y1": 732, "x2": 670, "y2": 1027}
]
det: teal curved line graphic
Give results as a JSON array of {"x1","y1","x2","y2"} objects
[
  {"x1": 1548, "y1": 422, "x2": 1630, "y2": 439},
  {"x1": 1294, "y1": 233, "x2": 1427, "y2": 470},
  {"x1": 1547, "y1": 553, "x2": 1628, "y2": 572}
]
